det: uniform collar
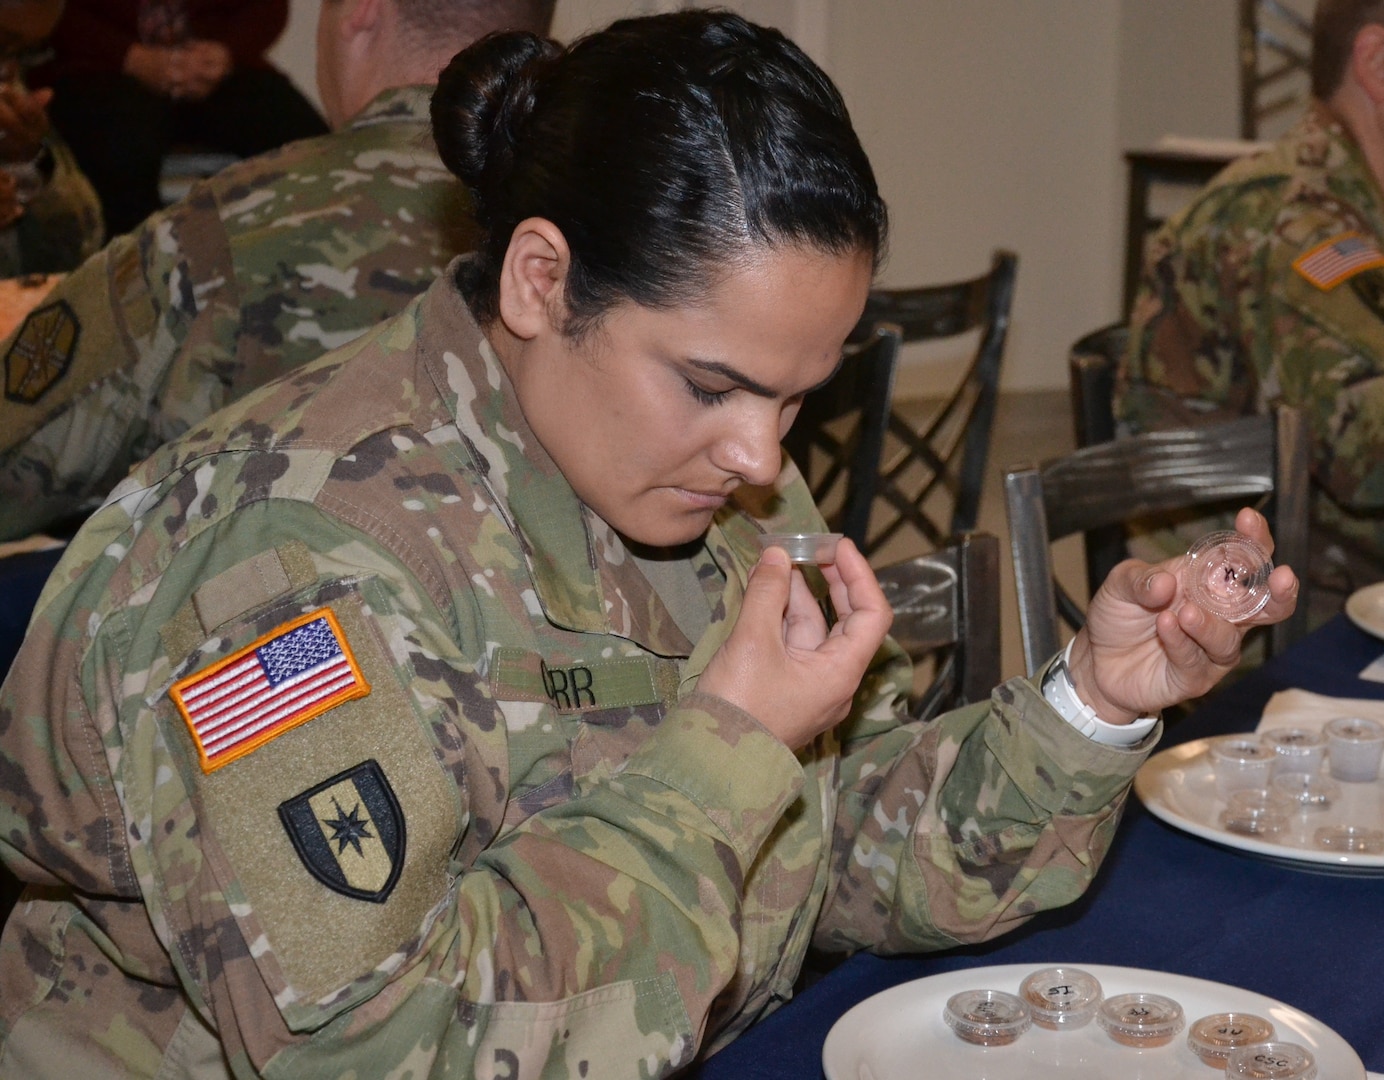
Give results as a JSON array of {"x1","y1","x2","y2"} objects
[
  {"x1": 415, "y1": 265, "x2": 722, "y2": 657},
  {"x1": 346, "y1": 84, "x2": 434, "y2": 130},
  {"x1": 1290, "y1": 100, "x2": 1384, "y2": 237}
]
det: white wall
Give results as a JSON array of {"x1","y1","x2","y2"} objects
[
  {"x1": 269, "y1": 0, "x2": 322, "y2": 111},
  {"x1": 271, "y1": 0, "x2": 1251, "y2": 392}
]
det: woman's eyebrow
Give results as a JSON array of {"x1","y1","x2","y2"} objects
[{"x1": 686, "y1": 355, "x2": 845, "y2": 397}]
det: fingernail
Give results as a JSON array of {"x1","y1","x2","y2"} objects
[{"x1": 760, "y1": 546, "x2": 789, "y2": 568}]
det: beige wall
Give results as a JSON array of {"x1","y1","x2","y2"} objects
[{"x1": 271, "y1": 0, "x2": 1250, "y2": 392}]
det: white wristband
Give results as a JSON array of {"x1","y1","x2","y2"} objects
[{"x1": 1041, "y1": 640, "x2": 1158, "y2": 746}]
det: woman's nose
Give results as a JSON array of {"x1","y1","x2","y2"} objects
[{"x1": 715, "y1": 407, "x2": 784, "y2": 487}]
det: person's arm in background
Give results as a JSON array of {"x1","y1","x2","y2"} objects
[
  {"x1": 0, "y1": 189, "x2": 235, "y2": 540},
  {"x1": 1118, "y1": 187, "x2": 1269, "y2": 435}
]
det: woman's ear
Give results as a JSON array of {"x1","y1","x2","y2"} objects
[
  {"x1": 1352, "y1": 24, "x2": 1384, "y2": 104},
  {"x1": 497, "y1": 218, "x2": 571, "y2": 341}
]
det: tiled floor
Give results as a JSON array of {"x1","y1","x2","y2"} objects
[{"x1": 883, "y1": 388, "x2": 1085, "y2": 681}]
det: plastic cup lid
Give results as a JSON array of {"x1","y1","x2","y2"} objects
[
  {"x1": 1096, "y1": 992, "x2": 1185, "y2": 1041},
  {"x1": 755, "y1": 532, "x2": 843, "y2": 564},
  {"x1": 1224, "y1": 1040, "x2": 1317, "y2": 1079},
  {"x1": 1187, "y1": 1011, "x2": 1276, "y2": 1057},
  {"x1": 1184, "y1": 531, "x2": 1272, "y2": 622},
  {"x1": 942, "y1": 989, "x2": 1032, "y2": 1041},
  {"x1": 1018, "y1": 966, "x2": 1103, "y2": 1026}
]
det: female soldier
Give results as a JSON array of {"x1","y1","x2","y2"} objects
[{"x1": 0, "y1": 11, "x2": 1297, "y2": 1078}]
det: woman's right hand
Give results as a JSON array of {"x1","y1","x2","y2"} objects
[{"x1": 697, "y1": 538, "x2": 893, "y2": 749}]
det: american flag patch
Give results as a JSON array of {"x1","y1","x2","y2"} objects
[
  {"x1": 171, "y1": 608, "x2": 370, "y2": 773},
  {"x1": 1292, "y1": 231, "x2": 1384, "y2": 289}
]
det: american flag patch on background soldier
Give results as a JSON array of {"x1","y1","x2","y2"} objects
[{"x1": 1291, "y1": 231, "x2": 1384, "y2": 289}]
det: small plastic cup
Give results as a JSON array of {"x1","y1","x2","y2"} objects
[
  {"x1": 755, "y1": 532, "x2": 843, "y2": 565},
  {"x1": 1183, "y1": 531, "x2": 1273, "y2": 622},
  {"x1": 1096, "y1": 992, "x2": 1185, "y2": 1048},
  {"x1": 942, "y1": 989, "x2": 1031, "y2": 1046},
  {"x1": 1260, "y1": 728, "x2": 1327, "y2": 776},
  {"x1": 1211, "y1": 736, "x2": 1276, "y2": 798},
  {"x1": 1219, "y1": 787, "x2": 1292, "y2": 837},
  {"x1": 1018, "y1": 966, "x2": 1103, "y2": 1030},
  {"x1": 1324, "y1": 716, "x2": 1384, "y2": 782},
  {"x1": 1270, "y1": 771, "x2": 1338, "y2": 810},
  {"x1": 1186, "y1": 1012, "x2": 1276, "y2": 1069},
  {"x1": 1314, "y1": 824, "x2": 1384, "y2": 854},
  {"x1": 1224, "y1": 1041, "x2": 1317, "y2": 1079}
]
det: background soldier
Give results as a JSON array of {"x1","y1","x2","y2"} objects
[
  {"x1": 0, "y1": 0, "x2": 556, "y2": 545},
  {"x1": 1120, "y1": 0, "x2": 1384, "y2": 620}
]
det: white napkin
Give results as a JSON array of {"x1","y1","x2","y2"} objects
[{"x1": 1256, "y1": 688, "x2": 1384, "y2": 734}]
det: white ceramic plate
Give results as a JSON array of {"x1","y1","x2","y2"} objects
[
  {"x1": 822, "y1": 962, "x2": 1364, "y2": 1080},
  {"x1": 1135, "y1": 738, "x2": 1384, "y2": 874},
  {"x1": 1346, "y1": 582, "x2": 1384, "y2": 640}
]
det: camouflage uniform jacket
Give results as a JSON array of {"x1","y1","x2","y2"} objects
[
  {"x1": 1121, "y1": 101, "x2": 1384, "y2": 585},
  {"x1": 0, "y1": 269, "x2": 1156, "y2": 1079},
  {"x1": 0, "y1": 83, "x2": 474, "y2": 541},
  {"x1": 0, "y1": 130, "x2": 104, "y2": 277}
]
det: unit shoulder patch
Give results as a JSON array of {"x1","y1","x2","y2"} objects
[
  {"x1": 1291, "y1": 231, "x2": 1384, "y2": 290},
  {"x1": 278, "y1": 759, "x2": 405, "y2": 903},
  {"x1": 4, "y1": 298, "x2": 80, "y2": 404},
  {"x1": 170, "y1": 607, "x2": 371, "y2": 773}
]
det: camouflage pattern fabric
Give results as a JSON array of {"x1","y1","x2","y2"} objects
[
  {"x1": 0, "y1": 269, "x2": 1156, "y2": 1078},
  {"x1": 0, "y1": 84, "x2": 475, "y2": 541},
  {"x1": 0, "y1": 131, "x2": 104, "y2": 277},
  {"x1": 1121, "y1": 101, "x2": 1384, "y2": 604}
]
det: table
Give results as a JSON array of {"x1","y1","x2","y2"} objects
[{"x1": 690, "y1": 615, "x2": 1384, "y2": 1078}]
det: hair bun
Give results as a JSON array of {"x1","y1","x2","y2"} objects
[{"x1": 431, "y1": 31, "x2": 560, "y2": 223}]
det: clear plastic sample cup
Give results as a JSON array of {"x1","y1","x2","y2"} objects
[
  {"x1": 1186, "y1": 1012, "x2": 1276, "y2": 1070},
  {"x1": 1096, "y1": 991, "x2": 1185, "y2": 1048},
  {"x1": 1224, "y1": 1041, "x2": 1317, "y2": 1079},
  {"x1": 1314, "y1": 824, "x2": 1384, "y2": 854},
  {"x1": 1183, "y1": 531, "x2": 1273, "y2": 622},
  {"x1": 1210, "y1": 736, "x2": 1276, "y2": 798},
  {"x1": 1260, "y1": 727, "x2": 1327, "y2": 776},
  {"x1": 1324, "y1": 716, "x2": 1384, "y2": 782},
  {"x1": 1018, "y1": 966, "x2": 1103, "y2": 1030},
  {"x1": 1270, "y1": 771, "x2": 1338, "y2": 810},
  {"x1": 755, "y1": 532, "x2": 843, "y2": 565},
  {"x1": 942, "y1": 989, "x2": 1031, "y2": 1046},
  {"x1": 1220, "y1": 787, "x2": 1292, "y2": 837}
]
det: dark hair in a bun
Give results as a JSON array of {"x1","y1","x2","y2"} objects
[{"x1": 431, "y1": 10, "x2": 887, "y2": 333}]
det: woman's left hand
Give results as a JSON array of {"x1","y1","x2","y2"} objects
[{"x1": 1067, "y1": 506, "x2": 1300, "y2": 725}]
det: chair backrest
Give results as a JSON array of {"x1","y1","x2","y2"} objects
[
  {"x1": 1004, "y1": 409, "x2": 1311, "y2": 676},
  {"x1": 1239, "y1": 0, "x2": 1310, "y2": 140},
  {"x1": 855, "y1": 249, "x2": 1018, "y2": 557},
  {"x1": 783, "y1": 324, "x2": 901, "y2": 549},
  {"x1": 876, "y1": 531, "x2": 1002, "y2": 721},
  {"x1": 1068, "y1": 322, "x2": 1131, "y2": 600}
]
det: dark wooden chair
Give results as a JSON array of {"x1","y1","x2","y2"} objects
[
  {"x1": 783, "y1": 324, "x2": 901, "y2": 550},
  {"x1": 1239, "y1": 0, "x2": 1310, "y2": 139},
  {"x1": 1068, "y1": 322, "x2": 1129, "y2": 603},
  {"x1": 876, "y1": 531, "x2": 1002, "y2": 721},
  {"x1": 1003, "y1": 409, "x2": 1311, "y2": 676},
  {"x1": 856, "y1": 250, "x2": 1018, "y2": 556}
]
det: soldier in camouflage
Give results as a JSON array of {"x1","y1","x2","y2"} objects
[
  {"x1": 0, "y1": 12, "x2": 1300, "y2": 1079},
  {"x1": 1121, "y1": 0, "x2": 1384, "y2": 610},
  {"x1": 0, "y1": 0, "x2": 557, "y2": 542}
]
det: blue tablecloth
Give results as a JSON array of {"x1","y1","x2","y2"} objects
[{"x1": 691, "y1": 615, "x2": 1384, "y2": 1078}]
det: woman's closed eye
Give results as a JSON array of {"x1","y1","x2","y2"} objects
[{"x1": 684, "y1": 379, "x2": 733, "y2": 407}]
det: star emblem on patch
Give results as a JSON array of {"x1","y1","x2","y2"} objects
[{"x1": 279, "y1": 760, "x2": 405, "y2": 903}]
